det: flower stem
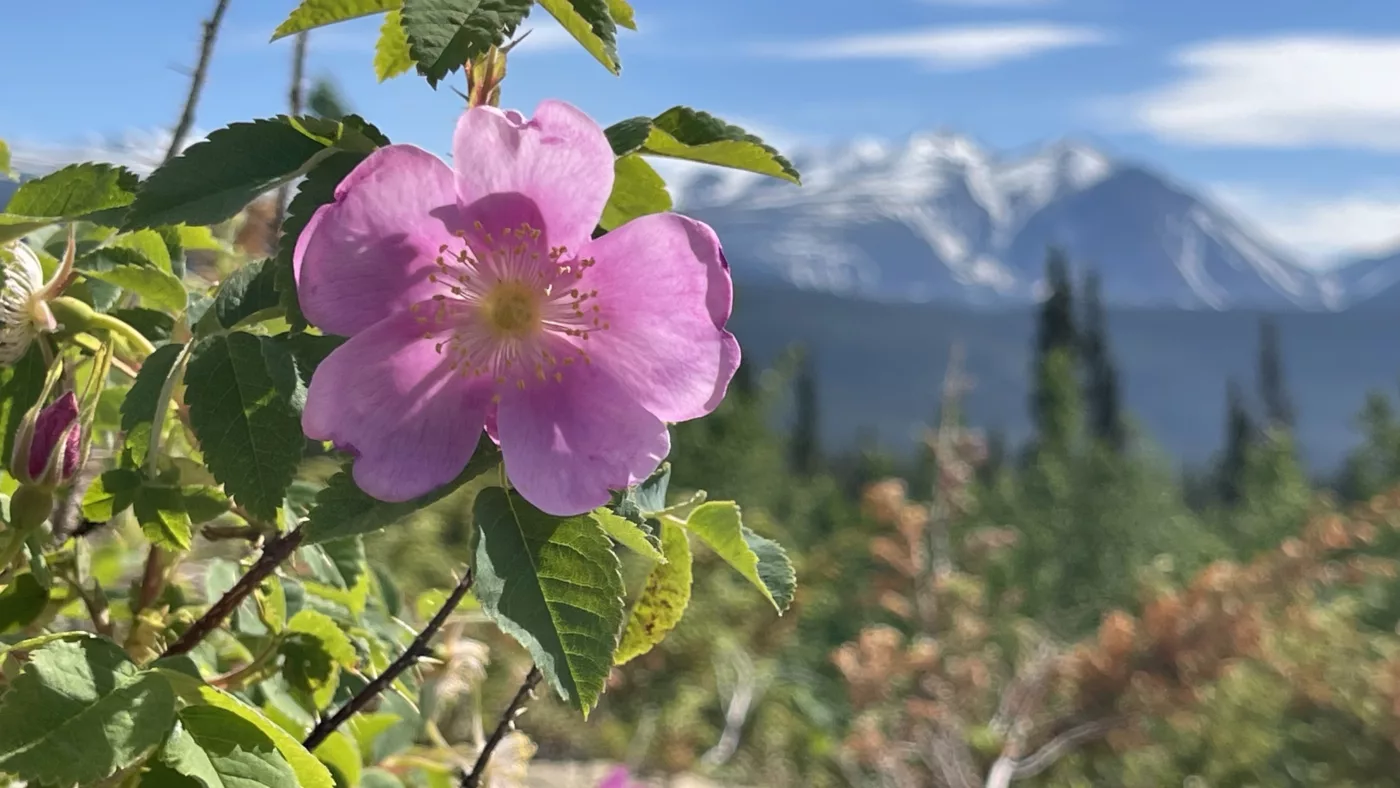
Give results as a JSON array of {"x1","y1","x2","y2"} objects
[
  {"x1": 85, "y1": 312, "x2": 156, "y2": 358},
  {"x1": 460, "y1": 665, "x2": 544, "y2": 788},
  {"x1": 303, "y1": 569, "x2": 476, "y2": 751},
  {"x1": 161, "y1": 525, "x2": 306, "y2": 657}
]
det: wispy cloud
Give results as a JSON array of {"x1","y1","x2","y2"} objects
[
  {"x1": 1122, "y1": 35, "x2": 1400, "y2": 150},
  {"x1": 752, "y1": 24, "x2": 1110, "y2": 70},
  {"x1": 1210, "y1": 183, "x2": 1400, "y2": 263}
]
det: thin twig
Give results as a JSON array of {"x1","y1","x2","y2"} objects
[
  {"x1": 303, "y1": 570, "x2": 476, "y2": 751},
  {"x1": 161, "y1": 525, "x2": 305, "y2": 657},
  {"x1": 461, "y1": 666, "x2": 544, "y2": 787},
  {"x1": 274, "y1": 31, "x2": 309, "y2": 232},
  {"x1": 165, "y1": 0, "x2": 232, "y2": 163}
]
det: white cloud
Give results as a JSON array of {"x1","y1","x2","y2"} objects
[
  {"x1": 1210, "y1": 183, "x2": 1400, "y2": 264},
  {"x1": 1125, "y1": 35, "x2": 1400, "y2": 149},
  {"x1": 752, "y1": 24, "x2": 1109, "y2": 70},
  {"x1": 9, "y1": 128, "x2": 197, "y2": 176}
]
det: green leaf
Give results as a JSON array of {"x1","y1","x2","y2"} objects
[
  {"x1": 184, "y1": 485, "x2": 232, "y2": 523},
  {"x1": 311, "y1": 729, "x2": 362, "y2": 788},
  {"x1": 472, "y1": 487, "x2": 625, "y2": 714},
  {"x1": 400, "y1": 0, "x2": 534, "y2": 87},
  {"x1": 81, "y1": 468, "x2": 142, "y2": 521},
  {"x1": 212, "y1": 259, "x2": 282, "y2": 332},
  {"x1": 113, "y1": 228, "x2": 175, "y2": 273},
  {"x1": 124, "y1": 119, "x2": 334, "y2": 230},
  {"x1": 0, "y1": 163, "x2": 139, "y2": 238},
  {"x1": 591, "y1": 508, "x2": 663, "y2": 563},
  {"x1": 536, "y1": 0, "x2": 619, "y2": 73},
  {"x1": 600, "y1": 154, "x2": 671, "y2": 230},
  {"x1": 77, "y1": 245, "x2": 187, "y2": 311},
  {"x1": 0, "y1": 638, "x2": 176, "y2": 785},
  {"x1": 0, "y1": 572, "x2": 49, "y2": 634},
  {"x1": 363, "y1": 768, "x2": 407, "y2": 788},
  {"x1": 277, "y1": 151, "x2": 367, "y2": 330},
  {"x1": 303, "y1": 437, "x2": 499, "y2": 543},
  {"x1": 176, "y1": 224, "x2": 223, "y2": 251},
  {"x1": 111, "y1": 307, "x2": 176, "y2": 343},
  {"x1": 158, "y1": 669, "x2": 334, "y2": 788},
  {"x1": 642, "y1": 107, "x2": 800, "y2": 183},
  {"x1": 282, "y1": 609, "x2": 357, "y2": 708},
  {"x1": 607, "y1": 0, "x2": 634, "y2": 29},
  {"x1": 604, "y1": 116, "x2": 652, "y2": 156},
  {"x1": 612, "y1": 462, "x2": 670, "y2": 524},
  {"x1": 0, "y1": 344, "x2": 44, "y2": 462},
  {"x1": 273, "y1": 0, "x2": 399, "y2": 39},
  {"x1": 121, "y1": 342, "x2": 184, "y2": 434},
  {"x1": 136, "y1": 483, "x2": 195, "y2": 551},
  {"x1": 680, "y1": 502, "x2": 795, "y2": 613},
  {"x1": 0, "y1": 139, "x2": 11, "y2": 180},
  {"x1": 152, "y1": 705, "x2": 300, "y2": 788},
  {"x1": 185, "y1": 333, "x2": 305, "y2": 522},
  {"x1": 615, "y1": 518, "x2": 692, "y2": 664},
  {"x1": 375, "y1": 10, "x2": 416, "y2": 81}
]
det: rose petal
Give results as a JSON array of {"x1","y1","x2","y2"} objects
[
  {"x1": 294, "y1": 145, "x2": 463, "y2": 337},
  {"x1": 304, "y1": 307, "x2": 492, "y2": 502},
  {"x1": 496, "y1": 344, "x2": 670, "y2": 516},
  {"x1": 453, "y1": 100, "x2": 614, "y2": 254},
  {"x1": 575, "y1": 213, "x2": 740, "y2": 422}
]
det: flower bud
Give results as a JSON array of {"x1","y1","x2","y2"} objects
[{"x1": 10, "y1": 391, "x2": 81, "y2": 489}]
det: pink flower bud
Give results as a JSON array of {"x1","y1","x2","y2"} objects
[{"x1": 11, "y1": 391, "x2": 81, "y2": 488}]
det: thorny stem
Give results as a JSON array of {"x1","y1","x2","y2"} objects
[
  {"x1": 460, "y1": 666, "x2": 544, "y2": 787},
  {"x1": 303, "y1": 570, "x2": 476, "y2": 750},
  {"x1": 165, "y1": 0, "x2": 232, "y2": 163},
  {"x1": 161, "y1": 525, "x2": 305, "y2": 657}
]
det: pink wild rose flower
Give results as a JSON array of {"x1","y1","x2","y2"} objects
[{"x1": 294, "y1": 100, "x2": 739, "y2": 515}]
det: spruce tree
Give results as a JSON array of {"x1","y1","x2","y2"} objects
[
  {"x1": 789, "y1": 348, "x2": 820, "y2": 476},
  {"x1": 1257, "y1": 316, "x2": 1295, "y2": 430},
  {"x1": 1031, "y1": 248, "x2": 1078, "y2": 449},
  {"x1": 1218, "y1": 379, "x2": 1256, "y2": 506},
  {"x1": 1080, "y1": 268, "x2": 1125, "y2": 451}
]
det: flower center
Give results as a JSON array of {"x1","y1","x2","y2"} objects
[{"x1": 481, "y1": 280, "x2": 541, "y2": 338}]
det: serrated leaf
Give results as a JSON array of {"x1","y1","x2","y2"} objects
[
  {"x1": 0, "y1": 345, "x2": 44, "y2": 462},
  {"x1": 604, "y1": 116, "x2": 651, "y2": 156},
  {"x1": 273, "y1": 0, "x2": 398, "y2": 39},
  {"x1": 124, "y1": 119, "x2": 334, "y2": 230},
  {"x1": 606, "y1": 0, "x2": 634, "y2": 29},
  {"x1": 0, "y1": 638, "x2": 176, "y2": 785},
  {"x1": 642, "y1": 107, "x2": 800, "y2": 183},
  {"x1": 600, "y1": 154, "x2": 670, "y2": 230},
  {"x1": 375, "y1": 10, "x2": 416, "y2": 81},
  {"x1": 401, "y1": 0, "x2": 533, "y2": 87},
  {"x1": 277, "y1": 151, "x2": 367, "y2": 329},
  {"x1": 537, "y1": 0, "x2": 619, "y2": 73},
  {"x1": 1, "y1": 163, "x2": 139, "y2": 238},
  {"x1": 303, "y1": 437, "x2": 499, "y2": 543},
  {"x1": 256, "y1": 576, "x2": 289, "y2": 634},
  {"x1": 615, "y1": 518, "x2": 691, "y2": 664},
  {"x1": 0, "y1": 572, "x2": 48, "y2": 634},
  {"x1": 591, "y1": 508, "x2": 663, "y2": 563},
  {"x1": 136, "y1": 483, "x2": 194, "y2": 550},
  {"x1": 112, "y1": 228, "x2": 174, "y2": 273},
  {"x1": 311, "y1": 729, "x2": 362, "y2": 788},
  {"x1": 82, "y1": 468, "x2": 142, "y2": 521},
  {"x1": 184, "y1": 485, "x2": 232, "y2": 523},
  {"x1": 185, "y1": 333, "x2": 305, "y2": 522},
  {"x1": 212, "y1": 259, "x2": 281, "y2": 332},
  {"x1": 283, "y1": 609, "x2": 358, "y2": 708},
  {"x1": 681, "y1": 502, "x2": 795, "y2": 613},
  {"x1": 176, "y1": 224, "x2": 223, "y2": 251},
  {"x1": 153, "y1": 706, "x2": 300, "y2": 788},
  {"x1": 157, "y1": 669, "x2": 334, "y2": 788},
  {"x1": 77, "y1": 245, "x2": 187, "y2": 311},
  {"x1": 472, "y1": 487, "x2": 625, "y2": 714},
  {"x1": 111, "y1": 307, "x2": 176, "y2": 343}
]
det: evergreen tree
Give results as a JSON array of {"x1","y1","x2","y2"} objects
[
  {"x1": 1218, "y1": 379, "x2": 1256, "y2": 506},
  {"x1": 1031, "y1": 248, "x2": 1078, "y2": 449},
  {"x1": 789, "y1": 349, "x2": 821, "y2": 476},
  {"x1": 1257, "y1": 316, "x2": 1295, "y2": 430},
  {"x1": 1080, "y1": 268, "x2": 1125, "y2": 451},
  {"x1": 308, "y1": 77, "x2": 350, "y2": 120}
]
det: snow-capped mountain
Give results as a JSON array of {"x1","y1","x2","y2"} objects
[{"x1": 676, "y1": 132, "x2": 1344, "y2": 310}]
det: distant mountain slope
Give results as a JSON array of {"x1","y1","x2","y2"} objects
[
  {"x1": 679, "y1": 133, "x2": 1338, "y2": 310},
  {"x1": 729, "y1": 285, "x2": 1400, "y2": 472}
]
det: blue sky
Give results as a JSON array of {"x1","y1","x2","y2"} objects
[{"x1": 5, "y1": 0, "x2": 1400, "y2": 265}]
